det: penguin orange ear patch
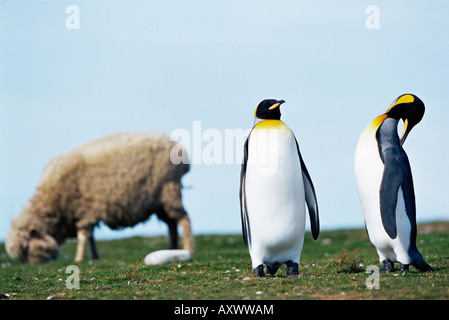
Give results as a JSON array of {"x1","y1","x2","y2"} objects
[
  {"x1": 388, "y1": 94, "x2": 415, "y2": 112},
  {"x1": 396, "y1": 94, "x2": 415, "y2": 105}
]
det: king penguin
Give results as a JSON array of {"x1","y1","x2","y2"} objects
[
  {"x1": 240, "y1": 99, "x2": 320, "y2": 278},
  {"x1": 354, "y1": 93, "x2": 432, "y2": 272}
]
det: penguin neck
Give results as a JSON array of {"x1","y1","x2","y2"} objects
[
  {"x1": 376, "y1": 118, "x2": 401, "y2": 156},
  {"x1": 368, "y1": 114, "x2": 387, "y2": 132},
  {"x1": 253, "y1": 117, "x2": 282, "y2": 127}
]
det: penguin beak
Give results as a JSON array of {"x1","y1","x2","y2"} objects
[
  {"x1": 268, "y1": 100, "x2": 286, "y2": 110},
  {"x1": 400, "y1": 118, "x2": 411, "y2": 146}
]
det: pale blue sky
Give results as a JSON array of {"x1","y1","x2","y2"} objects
[{"x1": 1, "y1": 1, "x2": 448, "y2": 241}]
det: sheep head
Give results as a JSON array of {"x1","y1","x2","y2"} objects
[{"x1": 6, "y1": 209, "x2": 60, "y2": 264}]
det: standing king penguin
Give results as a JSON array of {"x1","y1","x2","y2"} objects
[
  {"x1": 240, "y1": 99, "x2": 319, "y2": 278},
  {"x1": 354, "y1": 93, "x2": 432, "y2": 272}
]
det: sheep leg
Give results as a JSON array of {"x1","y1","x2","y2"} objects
[
  {"x1": 89, "y1": 234, "x2": 99, "y2": 259},
  {"x1": 178, "y1": 214, "x2": 194, "y2": 253},
  {"x1": 167, "y1": 219, "x2": 178, "y2": 250},
  {"x1": 160, "y1": 181, "x2": 194, "y2": 252},
  {"x1": 160, "y1": 208, "x2": 194, "y2": 252},
  {"x1": 156, "y1": 208, "x2": 179, "y2": 249},
  {"x1": 74, "y1": 229, "x2": 89, "y2": 262}
]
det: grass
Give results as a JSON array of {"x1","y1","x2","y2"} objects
[{"x1": 0, "y1": 222, "x2": 448, "y2": 300}]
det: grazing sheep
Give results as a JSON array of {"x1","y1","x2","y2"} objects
[{"x1": 5, "y1": 132, "x2": 194, "y2": 264}]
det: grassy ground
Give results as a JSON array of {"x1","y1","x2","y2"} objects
[{"x1": 0, "y1": 222, "x2": 448, "y2": 300}]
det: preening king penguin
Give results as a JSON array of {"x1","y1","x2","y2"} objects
[
  {"x1": 240, "y1": 99, "x2": 320, "y2": 278},
  {"x1": 354, "y1": 93, "x2": 432, "y2": 272}
]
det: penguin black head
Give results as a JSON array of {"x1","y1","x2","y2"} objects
[
  {"x1": 254, "y1": 99, "x2": 285, "y2": 121},
  {"x1": 385, "y1": 94, "x2": 425, "y2": 145}
]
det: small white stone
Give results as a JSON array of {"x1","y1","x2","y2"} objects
[{"x1": 144, "y1": 249, "x2": 192, "y2": 265}]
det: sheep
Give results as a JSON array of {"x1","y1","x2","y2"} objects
[{"x1": 5, "y1": 132, "x2": 194, "y2": 264}]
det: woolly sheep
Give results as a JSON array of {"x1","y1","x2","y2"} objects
[{"x1": 5, "y1": 132, "x2": 194, "y2": 264}]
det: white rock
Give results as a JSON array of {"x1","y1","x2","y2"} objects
[{"x1": 144, "y1": 249, "x2": 192, "y2": 265}]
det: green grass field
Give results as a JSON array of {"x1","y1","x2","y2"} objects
[{"x1": 0, "y1": 222, "x2": 448, "y2": 300}]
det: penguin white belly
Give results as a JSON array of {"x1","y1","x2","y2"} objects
[
  {"x1": 354, "y1": 132, "x2": 412, "y2": 264},
  {"x1": 245, "y1": 125, "x2": 305, "y2": 269}
]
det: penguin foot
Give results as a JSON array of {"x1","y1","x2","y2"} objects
[
  {"x1": 381, "y1": 259, "x2": 395, "y2": 273},
  {"x1": 253, "y1": 265, "x2": 266, "y2": 278},
  {"x1": 399, "y1": 263, "x2": 409, "y2": 272},
  {"x1": 286, "y1": 261, "x2": 300, "y2": 278}
]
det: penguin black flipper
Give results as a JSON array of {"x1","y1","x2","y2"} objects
[
  {"x1": 295, "y1": 139, "x2": 320, "y2": 240},
  {"x1": 397, "y1": 151, "x2": 431, "y2": 272},
  {"x1": 239, "y1": 133, "x2": 251, "y2": 247},
  {"x1": 379, "y1": 154, "x2": 403, "y2": 239},
  {"x1": 398, "y1": 151, "x2": 418, "y2": 242}
]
